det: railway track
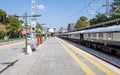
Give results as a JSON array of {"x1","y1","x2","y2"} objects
[
  {"x1": 79, "y1": 46, "x2": 120, "y2": 69},
  {"x1": 62, "y1": 38, "x2": 120, "y2": 69}
]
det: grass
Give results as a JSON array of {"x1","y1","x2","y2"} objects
[{"x1": 0, "y1": 38, "x2": 24, "y2": 43}]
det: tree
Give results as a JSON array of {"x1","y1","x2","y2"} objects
[
  {"x1": 0, "y1": 9, "x2": 7, "y2": 23},
  {"x1": 111, "y1": 0, "x2": 120, "y2": 19},
  {"x1": 75, "y1": 16, "x2": 90, "y2": 29},
  {"x1": 0, "y1": 24, "x2": 7, "y2": 35},
  {"x1": 5, "y1": 15, "x2": 22, "y2": 38},
  {"x1": 0, "y1": 24, "x2": 7, "y2": 39},
  {"x1": 90, "y1": 0, "x2": 120, "y2": 25},
  {"x1": 36, "y1": 23, "x2": 43, "y2": 35},
  {"x1": 20, "y1": 20, "x2": 24, "y2": 24},
  {"x1": 112, "y1": 0, "x2": 120, "y2": 13},
  {"x1": 0, "y1": 9, "x2": 23, "y2": 39},
  {"x1": 36, "y1": 23, "x2": 43, "y2": 30},
  {"x1": 90, "y1": 13, "x2": 108, "y2": 25}
]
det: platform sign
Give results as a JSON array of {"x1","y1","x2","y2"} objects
[{"x1": 31, "y1": 22, "x2": 36, "y2": 28}]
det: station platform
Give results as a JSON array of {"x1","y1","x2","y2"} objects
[{"x1": 1, "y1": 37, "x2": 120, "y2": 75}]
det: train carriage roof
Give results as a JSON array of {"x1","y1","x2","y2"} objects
[
  {"x1": 64, "y1": 30, "x2": 84, "y2": 34},
  {"x1": 61, "y1": 25, "x2": 120, "y2": 35},
  {"x1": 62, "y1": 19, "x2": 120, "y2": 34},
  {"x1": 84, "y1": 25, "x2": 120, "y2": 33}
]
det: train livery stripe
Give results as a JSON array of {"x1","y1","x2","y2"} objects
[
  {"x1": 58, "y1": 38, "x2": 117, "y2": 75},
  {"x1": 57, "y1": 38, "x2": 96, "y2": 75}
]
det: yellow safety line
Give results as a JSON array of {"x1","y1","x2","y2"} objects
[
  {"x1": 57, "y1": 38, "x2": 117, "y2": 75},
  {"x1": 57, "y1": 38, "x2": 96, "y2": 75}
]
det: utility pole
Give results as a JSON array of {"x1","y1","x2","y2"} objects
[
  {"x1": 25, "y1": 12, "x2": 28, "y2": 54},
  {"x1": 88, "y1": 0, "x2": 111, "y2": 17},
  {"x1": 15, "y1": 13, "x2": 41, "y2": 54}
]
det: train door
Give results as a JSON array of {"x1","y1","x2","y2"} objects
[
  {"x1": 67, "y1": 34, "x2": 68, "y2": 39},
  {"x1": 80, "y1": 33, "x2": 84, "y2": 42}
]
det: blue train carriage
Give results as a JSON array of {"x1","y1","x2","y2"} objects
[{"x1": 83, "y1": 25, "x2": 120, "y2": 55}]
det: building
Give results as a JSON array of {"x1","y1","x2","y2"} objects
[
  {"x1": 67, "y1": 23, "x2": 75, "y2": 32},
  {"x1": 49, "y1": 28, "x2": 55, "y2": 37}
]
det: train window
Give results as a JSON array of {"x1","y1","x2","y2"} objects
[
  {"x1": 99, "y1": 33, "x2": 103, "y2": 39},
  {"x1": 107, "y1": 33, "x2": 113, "y2": 40},
  {"x1": 93, "y1": 33, "x2": 96, "y2": 37},
  {"x1": 75, "y1": 34, "x2": 79, "y2": 37},
  {"x1": 84, "y1": 34, "x2": 88, "y2": 37},
  {"x1": 88, "y1": 33, "x2": 91, "y2": 37}
]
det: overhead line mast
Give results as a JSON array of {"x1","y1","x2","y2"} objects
[
  {"x1": 106, "y1": 0, "x2": 110, "y2": 17},
  {"x1": 88, "y1": 0, "x2": 111, "y2": 17}
]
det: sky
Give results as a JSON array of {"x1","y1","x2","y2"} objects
[{"x1": 0, "y1": 0, "x2": 113, "y2": 30}]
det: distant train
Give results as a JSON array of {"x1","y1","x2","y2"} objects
[{"x1": 58, "y1": 25, "x2": 120, "y2": 55}]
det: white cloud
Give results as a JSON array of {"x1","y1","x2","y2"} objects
[{"x1": 37, "y1": 5, "x2": 45, "y2": 10}]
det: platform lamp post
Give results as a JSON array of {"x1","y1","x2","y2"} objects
[{"x1": 16, "y1": 12, "x2": 41, "y2": 54}]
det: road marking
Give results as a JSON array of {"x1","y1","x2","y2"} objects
[
  {"x1": 57, "y1": 38, "x2": 117, "y2": 75},
  {"x1": 0, "y1": 41, "x2": 24, "y2": 50},
  {"x1": 57, "y1": 38, "x2": 96, "y2": 75}
]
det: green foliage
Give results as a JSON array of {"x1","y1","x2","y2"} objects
[
  {"x1": 90, "y1": 13, "x2": 108, "y2": 25},
  {"x1": 90, "y1": 0, "x2": 120, "y2": 25},
  {"x1": 0, "y1": 9, "x2": 6, "y2": 15},
  {"x1": 112, "y1": 0, "x2": 120, "y2": 11},
  {"x1": 110, "y1": 14, "x2": 120, "y2": 20},
  {"x1": 0, "y1": 9, "x2": 7, "y2": 23},
  {"x1": 36, "y1": 23, "x2": 43, "y2": 35},
  {"x1": 20, "y1": 20, "x2": 24, "y2": 24},
  {"x1": 4, "y1": 15, "x2": 22, "y2": 39},
  {"x1": 75, "y1": 16, "x2": 90, "y2": 29},
  {"x1": 0, "y1": 24, "x2": 7, "y2": 36},
  {"x1": 111, "y1": 0, "x2": 120, "y2": 16},
  {"x1": 36, "y1": 23, "x2": 43, "y2": 30},
  {"x1": 0, "y1": 9, "x2": 23, "y2": 39},
  {"x1": 6, "y1": 15, "x2": 22, "y2": 32}
]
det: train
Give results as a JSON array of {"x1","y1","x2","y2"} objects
[{"x1": 58, "y1": 20, "x2": 120, "y2": 55}]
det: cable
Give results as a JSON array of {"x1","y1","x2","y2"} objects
[{"x1": 63, "y1": 0, "x2": 96, "y2": 24}]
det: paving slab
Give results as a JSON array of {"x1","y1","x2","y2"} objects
[{"x1": 1, "y1": 37, "x2": 85, "y2": 75}]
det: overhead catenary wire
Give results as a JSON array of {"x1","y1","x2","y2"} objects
[{"x1": 62, "y1": 0, "x2": 97, "y2": 25}]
